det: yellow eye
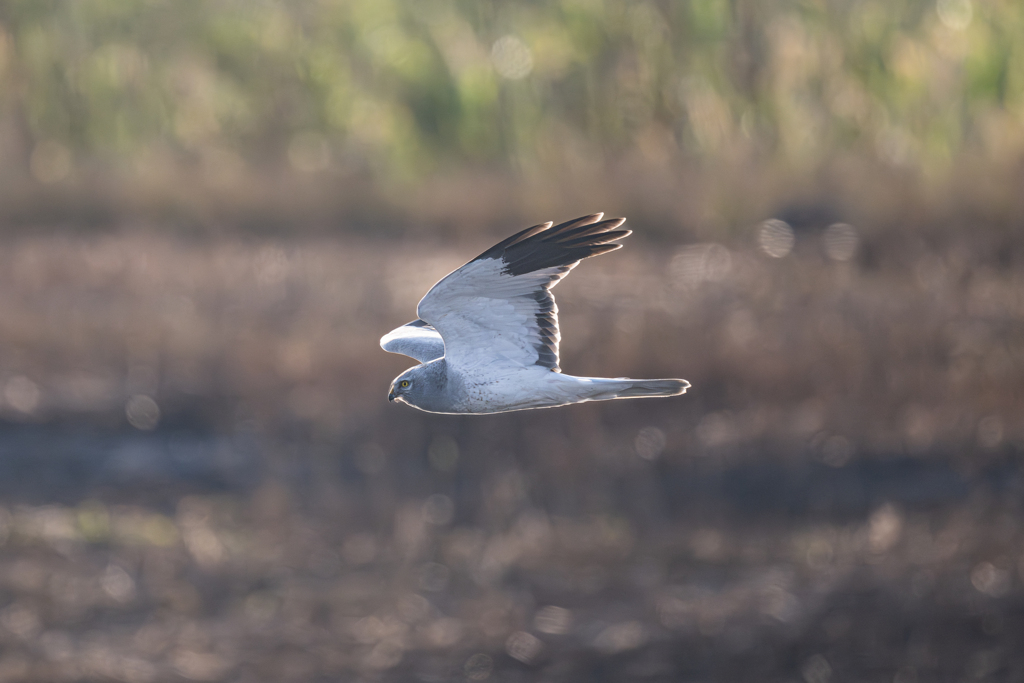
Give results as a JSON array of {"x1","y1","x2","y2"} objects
[{"x1": 400, "y1": 380, "x2": 410, "y2": 388}]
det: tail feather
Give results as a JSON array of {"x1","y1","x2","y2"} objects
[
  {"x1": 614, "y1": 379, "x2": 690, "y2": 398},
  {"x1": 576, "y1": 377, "x2": 690, "y2": 401}
]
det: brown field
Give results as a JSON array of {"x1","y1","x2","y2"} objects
[{"x1": 0, "y1": 221, "x2": 1021, "y2": 681}]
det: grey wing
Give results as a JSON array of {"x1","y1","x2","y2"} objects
[
  {"x1": 416, "y1": 214, "x2": 630, "y2": 372},
  {"x1": 380, "y1": 319, "x2": 445, "y2": 363}
]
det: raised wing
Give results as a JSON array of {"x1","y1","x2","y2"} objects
[
  {"x1": 416, "y1": 214, "x2": 629, "y2": 372},
  {"x1": 380, "y1": 319, "x2": 445, "y2": 363}
]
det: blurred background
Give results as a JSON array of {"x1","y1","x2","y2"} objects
[{"x1": 0, "y1": 0, "x2": 1022, "y2": 681}]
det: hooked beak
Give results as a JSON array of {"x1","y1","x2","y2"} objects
[{"x1": 388, "y1": 389, "x2": 396, "y2": 402}]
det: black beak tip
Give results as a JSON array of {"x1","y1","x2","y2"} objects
[{"x1": 388, "y1": 392, "x2": 396, "y2": 402}]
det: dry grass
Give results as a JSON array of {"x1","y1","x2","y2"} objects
[
  {"x1": 0, "y1": 223, "x2": 1020, "y2": 680},
  {"x1": 0, "y1": 225, "x2": 1020, "y2": 454}
]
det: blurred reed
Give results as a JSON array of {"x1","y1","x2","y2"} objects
[{"x1": 0, "y1": 0, "x2": 1022, "y2": 234}]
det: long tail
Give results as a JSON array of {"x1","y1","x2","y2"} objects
[{"x1": 575, "y1": 377, "x2": 690, "y2": 401}]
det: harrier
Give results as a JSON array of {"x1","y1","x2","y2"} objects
[{"x1": 381, "y1": 214, "x2": 689, "y2": 414}]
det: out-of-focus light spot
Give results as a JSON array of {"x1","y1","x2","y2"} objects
[
  {"x1": 937, "y1": 0, "x2": 972, "y2": 30},
  {"x1": 534, "y1": 605, "x2": 572, "y2": 634},
  {"x1": 491, "y1": 35, "x2": 533, "y2": 79},
  {"x1": 670, "y1": 243, "x2": 732, "y2": 286},
  {"x1": 801, "y1": 654, "x2": 832, "y2": 683},
  {"x1": 421, "y1": 617, "x2": 463, "y2": 647},
  {"x1": 352, "y1": 615, "x2": 388, "y2": 644},
  {"x1": 30, "y1": 140, "x2": 72, "y2": 183},
  {"x1": 696, "y1": 411, "x2": 737, "y2": 448},
  {"x1": 396, "y1": 593, "x2": 430, "y2": 623},
  {"x1": 183, "y1": 525, "x2": 224, "y2": 568},
  {"x1": 0, "y1": 603, "x2": 41, "y2": 639},
  {"x1": 971, "y1": 561, "x2": 1010, "y2": 597},
  {"x1": 354, "y1": 442, "x2": 387, "y2": 475},
  {"x1": 505, "y1": 631, "x2": 542, "y2": 664},
  {"x1": 17, "y1": 506, "x2": 80, "y2": 543},
  {"x1": 868, "y1": 504, "x2": 903, "y2": 553},
  {"x1": 757, "y1": 219, "x2": 795, "y2": 258},
  {"x1": 101, "y1": 564, "x2": 137, "y2": 603},
  {"x1": 4, "y1": 376, "x2": 40, "y2": 414},
  {"x1": 823, "y1": 223, "x2": 859, "y2": 261},
  {"x1": 821, "y1": 435, "x2": 854, "y2": 467},
  {"x1": 288, "y1": 132, "x2": 331, "y2": 172},
  {"x1": 125, "y1": 394, "x2": 160, "y2": 430},
  {"x1": 476, "y1": 536, "x2": 519, "y2": 583},
  {"x1": 977, "y1": 415, "x2": 1003, "y2": 448},
  {"x1": 593, "y1": 620, "x2": 647, "y2": 654},
  {"x1": 365, "y1": 639, "x2": 404, "y2": 670},
  {"x1": 464, "y1": 653, "x2": 493, "y2": 681},
  {"x1": 656, "y1": 595, "x2": 688, "y2": 629},
  {"x1": 342, "y1": 532, "x2": 377, "y2": 565},
  {"x1": 634, "y1": 426, "x2": 666, "y2": 460},
  {"x1": 792, "y1": 401, "x2": 825, "y2": 435},
  {"x1": 418, "y1": 562, "x2": 451, "y2": 592},
  {"x1": 477, "y1": 606, "x2": 511, "y2": 642},
  {"x1": 422, "y1": 494, "x2": 455, "y2": 525},
  {"x1": 428, "y1": 435, "x2": 459, "y2": 471},
  {"x1": 761, "y1": 585, "x2": 801, "y2": 623}
]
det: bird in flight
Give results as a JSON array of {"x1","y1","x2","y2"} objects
[{"x1": 381, "y1": 213, "x2": 689, "y2": 414}]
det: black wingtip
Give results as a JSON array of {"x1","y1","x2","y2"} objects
[
  {"x1": 472, "y1": 221, "x2": 553, "y2": 261},
  {"x1": 476, "y1": 214, "x2": 629, "y2": 276},
  {"x1": 551, "y1": 216, "x2": 625, "y2": 243},
  {"x1": 560, "y1": 229, "x2": 632, "y2": 248}
]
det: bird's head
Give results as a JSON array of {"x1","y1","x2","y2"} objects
[{"x1": 388, "y1": 368, "x2": 418, "y2": 404}]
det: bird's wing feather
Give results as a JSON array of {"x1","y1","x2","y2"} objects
[
  {"x1": 416, "y1": 214, "x2": 630, "y2": 372},
  {"x1": 380, "y1": 319, "x2": 445, "y2": 363}
]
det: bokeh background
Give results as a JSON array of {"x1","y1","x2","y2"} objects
[{"x1": 0, "y1": 1, "x2": 1023, "y2": 681}]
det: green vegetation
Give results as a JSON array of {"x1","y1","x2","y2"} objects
[{"x1": 1, "y1": 0, "x2": 1020, "y2": 187}]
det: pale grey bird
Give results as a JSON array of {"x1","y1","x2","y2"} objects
[{"x1": 381, "y1": 213, "x2": 689, "y2": 414}]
